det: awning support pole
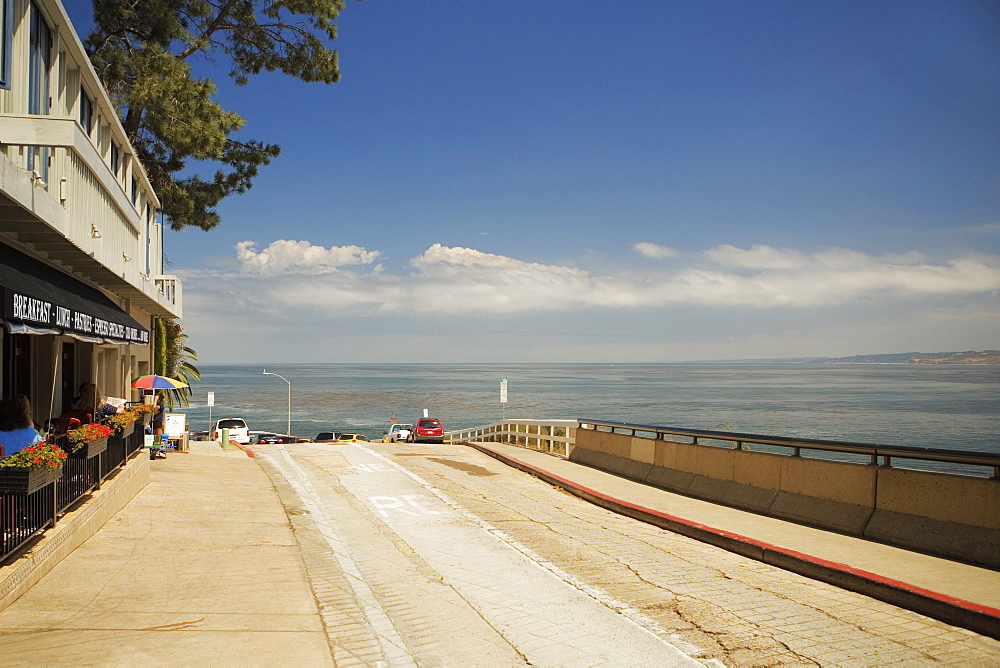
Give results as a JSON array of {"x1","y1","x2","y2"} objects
[{"x1": 48, "y1": 340, "x2": 60, "y2": 430}]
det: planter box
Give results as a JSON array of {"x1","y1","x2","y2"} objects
[
  {"x1": 68, "y1": 438, "x2": 108, "y2": 459},
  {"x1": 0, "y1": 466, "x2": 62, "y2": 494},
  {"x1": 117, "y1": 422, "x2": 136, "y2": 438}
]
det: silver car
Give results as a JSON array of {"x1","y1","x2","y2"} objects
[{"x1": 384, "y1": 423, "x2": 412, "y2": 442}]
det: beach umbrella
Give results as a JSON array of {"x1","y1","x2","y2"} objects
[{"x1": 131, "y1": 375, "x2": 189, "y2": 390}]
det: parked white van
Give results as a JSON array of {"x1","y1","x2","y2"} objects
[{"x1": 212, "y1": 418, "x2": 250, "y2": 444}]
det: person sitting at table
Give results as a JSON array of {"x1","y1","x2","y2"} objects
[
  {"x1": 72, "y1": 384, "x2": 120, "y2": 422},
  {"x1": 0, "y1": 394, "x2": 44, "y2": 457}
]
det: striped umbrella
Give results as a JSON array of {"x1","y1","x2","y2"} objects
[{"x1": 131, "y1": 375, "x2": 189, "y2": 390}]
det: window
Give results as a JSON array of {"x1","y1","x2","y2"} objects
[
  {"x1": 131, "y1": 176, "x2": 138, "y2": 205},
  {"x1": 0, "y1": 0, "x2": 11, "y2": 89},
  {"x1": 26, "y1": 2, "x2": 51, "y2": 184},
  {"x1": 110, "y1": 141, "x2": 120, "y2": 176},
  {"x1": 26, "y1": 145, "x2": 50, "y2": 182},
  {"x1": 79, "y1": 86, "x2": 94, "y2": 134},
  {"x1": 145, "y1": 205, "x2": 152, "y2": 273},
  {"x1": 28, "y1": 1, "x2": 50, "y2": 116}
]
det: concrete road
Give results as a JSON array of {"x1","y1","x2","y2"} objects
[{"x1": 252, "y1": 441, "x2": 1000, "y2": 666}]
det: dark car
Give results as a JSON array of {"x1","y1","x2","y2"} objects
[
  {"x1": 314, "y1": 431, "x2": 342, "y2": 442},
  {"x1": 408, "y1": 417, "x2": 444, "y2": 444},
  {"x1": 258, "y1": 433, "x2": 299, "y2": 444}
]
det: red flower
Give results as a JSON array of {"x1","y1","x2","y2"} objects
[{"x1": 0, "y1": 441, "x2": 66, "y2": 470}]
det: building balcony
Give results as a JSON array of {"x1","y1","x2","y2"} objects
[{"x1": 0, "y1": 116, "x2": 181, "y2": 319}]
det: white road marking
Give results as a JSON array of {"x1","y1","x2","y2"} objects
[
  {"x1": 258, "y1": 446, "x2": 415, "y2": 666},
  {"x1": 353, "y1": 462, "x2": 395, "y2": 473},
  {"x1": 368, "y1": 495, "x2": 443, "y2": 517},
  {"x1": 355, "y1": 444, "x2": 716, "y2": 666}
]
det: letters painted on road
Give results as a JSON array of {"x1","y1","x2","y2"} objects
[
  {"x1": 369, "y1": 495, "x2": 443, "y2": 517},
  {"x1": 353, "y1": 463, "x2": 396, "y2": 473}
]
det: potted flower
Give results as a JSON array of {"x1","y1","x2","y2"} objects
[
  {"x1": 131, "y1": 403, "x2": 160, "y2": 428},
  {"x1": 105, "y1": 409, "x2": 140, "y2": 437},
  {"x1": 0, "y1": 441, "x2": 67, "y2": 494},
  {"x1": 66, "y1": 422, "x2": 113, "y2": 458}
]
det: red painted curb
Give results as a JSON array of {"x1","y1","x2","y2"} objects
[{"x1": 466, "y1": 442, "x2": 1000, "y2": 638}]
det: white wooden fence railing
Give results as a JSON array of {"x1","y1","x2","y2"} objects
[{"x1": 445, "y1": 419, "x2": 578, "y2": 457}]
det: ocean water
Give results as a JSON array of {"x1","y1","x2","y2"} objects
[{"x1": 174, "y1": 363, "x2": 999, "y2": 457}]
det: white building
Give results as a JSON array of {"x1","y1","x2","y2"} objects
[{"x1": 0, "y1": 0, "x2": 182, "y2": 422}]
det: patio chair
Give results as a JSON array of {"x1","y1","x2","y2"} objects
[
  {"x1": 46, "y1": 417, "x2": 81, "y2": 435},
  {"x1": 60, "y1": 410, "x2": 92, "y2": 425}
]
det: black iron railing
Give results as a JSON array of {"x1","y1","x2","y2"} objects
[
  {"x1": 0, "y1": 425, "x2": 146, "y2": 564},
  {"x1": 0, "y1": 483, "x2": 56, "y2": 559},
  {"x1": 579, "y1": 419, "x2": 1000, "y2": 478}
]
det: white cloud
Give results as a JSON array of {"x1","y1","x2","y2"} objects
[
  {"x1": 392, "y1": 244, "x2": 594, "y2": 313},
  {"x1": 633, "y1": 242, "x2": 679, "y2": 259},
  {"x1": 181, "y1": 242, "x2": 1000, "y2": 320},
  {"x1": 235, "y1": 240, "x2": 381, "y2": 276},
  {"x1": 175, "y1": 241, "x2": 1000, "y2": 363},
  {"x1": 704, "y1": 244, "x2": 809, "y2": 269}
]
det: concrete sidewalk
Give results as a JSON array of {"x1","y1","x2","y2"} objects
[
  {"x1": 0, "y1": 442, "x2": 332, "y2": 666},
  {"x1": 467, "y1": 441, "x2": 1000, "y2": 640}
]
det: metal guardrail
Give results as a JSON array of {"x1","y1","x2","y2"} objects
[
  {"x1": 579, "y1": 419, "x2": 1000, "y2": 478},
  {"x1": 445, "y1": 420, "x2": 578, "y2": 457}
]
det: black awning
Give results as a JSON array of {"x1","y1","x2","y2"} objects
[{"x1": 0, "y1": 242, "x2": 150, "y2": 345}]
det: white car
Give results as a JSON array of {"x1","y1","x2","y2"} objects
[
  {"x1": 212, "y1": 418, "x2": 250, "y2": 444},
  {"x1": 384, "y1": 423, "x2": 412, "y2": 442}
]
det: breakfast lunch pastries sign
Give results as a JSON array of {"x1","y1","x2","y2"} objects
[{"x1": 0, "y1": 242, "x2": 149, "y2": 345}]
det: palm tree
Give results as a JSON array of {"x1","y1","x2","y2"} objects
[{"x1": 156, "y1": 319, "x2": 201, "y2": 409}]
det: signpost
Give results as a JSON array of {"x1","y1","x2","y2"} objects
[
  {"x1": 207, "y1": 391, "x2": 215, "y2": 433},
  {"x1": 500, "y1": 377, "x2": 508, "y2": 420}
]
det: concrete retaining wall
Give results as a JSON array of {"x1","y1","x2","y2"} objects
[
  {"x1": 571, "y1": 429, "x2": 999, "y2": 569},
  {"x1": 866, "y1": 467, "x2": 999, "y2": 568}
]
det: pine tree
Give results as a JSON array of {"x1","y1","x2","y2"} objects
[{"x1": 85, "y1": 0, "x2": 347, "y2": 230}]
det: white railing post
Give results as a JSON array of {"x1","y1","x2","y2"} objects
[{"x1": 443, "y1": 419, "x2": 578, "y2": 456}]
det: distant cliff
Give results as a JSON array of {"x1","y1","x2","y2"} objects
[{"x1": 825, "y1": 351, "x2": 1000, "y2": 365}]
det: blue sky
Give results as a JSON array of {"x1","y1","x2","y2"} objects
[{"x1": 67, "y1": 1, "x2": 999, "y2": 363}]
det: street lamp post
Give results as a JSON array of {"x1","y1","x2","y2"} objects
[{"x1": 262, "y1": 369, "x2": 291, "y2": 437}]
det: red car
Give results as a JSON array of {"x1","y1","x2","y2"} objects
[{"x1": 408, "y1": 417, "x2": 444, "y2": 444}]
